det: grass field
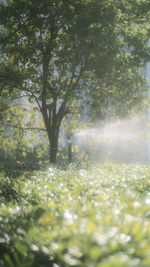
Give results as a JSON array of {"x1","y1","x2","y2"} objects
[{"x1": 0, "y1": 163, "x2": 150, "y2": 267}]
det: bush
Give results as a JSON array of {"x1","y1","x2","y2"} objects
[{"x1": 0, "y1": 163, "x2": 150, "y2": 266}]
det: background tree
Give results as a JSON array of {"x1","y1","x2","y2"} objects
[{"x1": 0, "y1": 0, "x2": 150, "y2": 163}]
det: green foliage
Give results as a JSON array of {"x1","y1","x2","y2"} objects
[
  {"x1": 0, "y1": 163, "x2": 150, "y2": 266},
  {"x1": 0, "y1": 94, "x2": 49, "y2": 164}
]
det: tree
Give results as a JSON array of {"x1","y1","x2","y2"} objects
[{"x1": 0, "y1": 0, "x2": 150, "y2": 163}]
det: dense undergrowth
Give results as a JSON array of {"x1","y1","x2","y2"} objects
[{"x1": 0, "y1": 163, "x2": 150, "y2": 267}]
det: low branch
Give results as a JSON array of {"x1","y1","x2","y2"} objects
[{"x1": 1, "y1": 124, "x2": 47, "y2": 132}]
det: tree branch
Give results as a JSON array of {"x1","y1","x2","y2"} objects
[
  {"x1": 57, "y1": 58, "x2": 88, "y2": 124},
  {"x1": 1, "y1": 123, "x2": 47, "y2": 132},
  {"x1": 24, "y1": 88, "x2": 42, "y2": 111}
]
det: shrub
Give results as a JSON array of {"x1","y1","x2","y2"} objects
[{"x1": 0, "y1": 164, "x2": 150, "y2": 266}]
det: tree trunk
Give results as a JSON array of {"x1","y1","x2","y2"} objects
[
  {"x1": 41, "y1": 80, "x2": 66, "y2": 164},
  {"x1": 46, "y1": 126, "x2": 59, "y2": 164},
  {"x1": 49, "y1": 134, "x2": 58, "y2": 164}
]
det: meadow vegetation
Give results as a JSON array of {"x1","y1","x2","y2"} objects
[{"x1": 0, "y1": 163, "x2": 150, "y2": 267}]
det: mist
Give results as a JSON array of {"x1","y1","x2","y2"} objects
[{"x1": 74, "y1": 116, "x2": 150, "y2": 164}]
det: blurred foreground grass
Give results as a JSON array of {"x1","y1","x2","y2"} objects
[{"x1": 0, "y1": 163, "x2": 150, "y2": 267}]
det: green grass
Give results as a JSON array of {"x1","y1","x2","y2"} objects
[{"x1": 0, "y1": 163, "x2": 150, "y2": 267}]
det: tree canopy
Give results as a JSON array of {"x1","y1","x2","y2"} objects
[{"x1": 0, "y1": 0, "x2": 150, "y2": 163}]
